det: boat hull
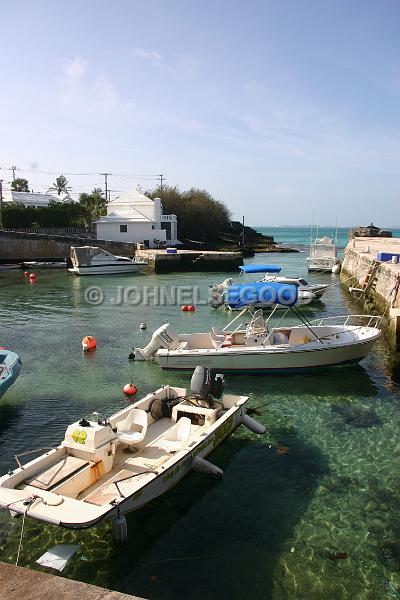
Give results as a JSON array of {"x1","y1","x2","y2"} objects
[
  {"x1": 156, "y1": 336, "x2": 379, "y2": 374},
  {"x1": 69, "y1": 264, "x2": 146, "y2": 275},
  {"x1": 0, "y1": 351, "x2": 22, "y2": 399}
]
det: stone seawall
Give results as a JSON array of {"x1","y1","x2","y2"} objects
[
  {"x1": 0, "y1": 230, "x2": 137, "y2": 262},
  {"x1": 340, "y1": 238, "x2": 400, "y2": 348}
]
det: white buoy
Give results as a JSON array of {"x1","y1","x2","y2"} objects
[
  {"x1": 140, "y1": 322, "x2": 147, "y2": 330},
  {"x1": 332, "y1": 263, "x2": 341, "y2": 274},
  {"x1": 241, "y1": 413, "x2": 266, "y2": 434},
  {"x1": 192, "y1": 456, "x2": 223, "y2": 479},
  {"x1": 112, "y1": 510, "x2": 128, "y2": 545}
]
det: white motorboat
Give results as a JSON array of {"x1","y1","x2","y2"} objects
[
  {"x1": 68, "y1": 246, "x2": 147, "y2": 275},
  {"x1": 0, "y1": 367, "x2": 264, "y2": 537},
  {"x1": 134, "y1": 307, "x2": 381, "y2": 374},
  {"x1": 22, "y1": 261, "x2": 67, "y2": 269},
  {"x1": 306, "y1": 236, "x2": 341, "y2": 273},
  {"x1": 210, "y1": 265, "x2": 329, "y2": 309}
]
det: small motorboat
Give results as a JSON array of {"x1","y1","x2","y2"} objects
[
  {"x1": 68, "y1": 246, "x2": 148, "y2": 275},
  {"x1": 210, "y1": 267, "x2": 316, "y2": 310},
  {"x1": 306, "y1": 236, "x2": 341, "y2": 273},
  {"x1": 134, "y1": 291, "x2": 381, "y2": 374},
  {"x1": 0, "y1": 348, "x2": 22, "y2": 399},
  {"x1": 21, "y1": 261, "x2": 67, "y2": 269},
  {"x1": 0, "y1": 367, "x2": 264, "y2": 538}
]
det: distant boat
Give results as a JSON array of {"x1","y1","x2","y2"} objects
[
  {"x1": 22, "y1": 261, "x2": 66, "y2": 269},
  {"x1": 68, "y1": 246, "x2": 148, "y2": 275},
  {"x1": 306, "y1": 236, "x2": 341, "y2": 273},
  {"x1": 0, "y1": 349, "x2": 22, "y2": 399}
]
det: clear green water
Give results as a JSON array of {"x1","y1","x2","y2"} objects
[{"x1": 0, "y1": 253, "x2": 399, "y2": 599}]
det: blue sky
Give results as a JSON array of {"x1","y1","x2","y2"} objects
[{"x1": 1, "y1": 0, "x2": 400, "y2": 225}]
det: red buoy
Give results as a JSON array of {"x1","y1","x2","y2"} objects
[
  {"x1": 24, "y1": 271, "x2": 29, "y2": 277},
  {"x1": 181, "y1": 305, "x2": 189, "y2": 311},
  {"x1": 123, "y1": 383, "x2": 137, "y2": 396},
  {"x1": 29, "y1": 273, "x2": 36, "y2": 280},
  {"x1": 82, "y1": 335, "x2": 97, "y2": 352},
  {"x1": 187, "y1": 305, "x2": 196, "y2": 312}
]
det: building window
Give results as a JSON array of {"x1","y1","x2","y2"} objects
[
  {"x1": 152, "y1": 225, "x2": 155, "y2": 230},
  {"x1": 120, "y1": 224, "x2": 127, "y2": 233}
]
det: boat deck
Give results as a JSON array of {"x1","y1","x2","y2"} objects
[{"x1": 79, "y1": 417, "x2": 202, "y2": 506}]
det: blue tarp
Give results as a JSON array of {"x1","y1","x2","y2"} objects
[
  {"x1": 239, "y1": 264, "x2": 282, "y2": 274},
  {"x1": 377, "y1": 252, "x2": 400, "y2": 262},
  {"x1": 226, "y1": 282, "x2": 298, "y2": 309}
]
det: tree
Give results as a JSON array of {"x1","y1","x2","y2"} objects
[
  {"x1": 48, "y1": 175, "x2": 72, "y2": 196},
  {"x1": 11, "y1": 178, "x2": 29, "y2": 192},
  {"x1": 79, "y1": 187, "x2": 107, "y2": 228},
  {"x1": 146, "y1": 185, "x2": 231, "y2": 242}
]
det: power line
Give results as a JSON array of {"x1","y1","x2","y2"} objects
[{"x1": 157, "y1": 174, "x2": 166, "y2": 190}]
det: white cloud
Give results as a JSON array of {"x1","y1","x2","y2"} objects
[
  {"x1": 131, "y1": 48, "x2": 162, "y2": 62},
  {"x1": 58, "y1": 57, "x2": 134, "y2": 114}
]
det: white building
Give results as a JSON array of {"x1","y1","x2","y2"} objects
[
  {"x1": 95, "y1": 185, "x2": 179, "y2": 248},
  {"x1": 3, "y1": 190, "x2": 74, "y2": 208}
]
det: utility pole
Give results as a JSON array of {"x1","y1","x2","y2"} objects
[
  {"x1": 101, "y1": 172, "x2": 111, "y2": 202},
  {"x1": 0, "y1": 179, "x2": 3, "y2": 228},
  {"x1": 10, "y1": 166, "x2": 17, "y2": 182},
  {"x1": 157, "y1": 174, "x2": 165, "y2": 191},
  {"x1": 242, "y1": 215, "x2": 245, "y2": 247}
]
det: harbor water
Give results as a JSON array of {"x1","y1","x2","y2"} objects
[{"x1": 0, "y1": 249, "x2": 399, "y2": 599}]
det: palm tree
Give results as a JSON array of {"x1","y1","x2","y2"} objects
[{"x1": 48, "y1": 175, "x2": 72, "y2": 196}]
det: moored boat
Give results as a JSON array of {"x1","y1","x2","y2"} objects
[
  {"x1": 0, "y1": 348, "x2": 22, "y2": 399},
  {"x1": 0, "y1": 367, "x2": 264, "y2": 536},
  {"x1": 134, "y1": 304, "x2": 381, "y2": 374},
  {"x1": 306, "y1": 236, "x2": 341, "y2": 273},
  {"x1": 68, "y1": 246, "x2": 147, "y2": 275}
]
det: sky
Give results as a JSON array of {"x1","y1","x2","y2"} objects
[{"x1": 1, "y1": 0, "x2": 400, "y2": 226}]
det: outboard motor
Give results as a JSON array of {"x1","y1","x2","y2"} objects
[
  {"x1": 191, "y1": 366, "x2": 225, "y2": 400},
  {"x1": 134, "y1": 324, "x2": 179, "y2": 360}
]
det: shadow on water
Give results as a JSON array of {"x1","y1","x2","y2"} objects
[{"x1": 0, "y1": 429, "x2": 328, "y2": 600}]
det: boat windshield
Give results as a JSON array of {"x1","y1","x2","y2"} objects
[
  {"x1": 298, "y1": 279, "x2": 308, "y2": 286},
  {"x1": 71, "y1": 246, "x2": 114, "y2": 266}
]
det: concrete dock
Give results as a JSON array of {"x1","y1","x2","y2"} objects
[
  {"x1": 341, "y1": 237, "x2": 400, "y2": 347},
  {"x1": 0, "y1": 561, "x2": 144, "y2": 600},
  {"x1": 135, "y1": 248, "x2": 243, "y2": 272}
]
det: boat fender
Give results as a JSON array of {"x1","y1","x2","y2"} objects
[
  {"x1": 241, "y1": 413, "x2": 266, "y2": 434},
  {"x1": 112, "y1": 508, "x2": 128, "y2": 546},
  {"x1": 192, "y1": 456, "x2": 223, "y2": 479}
]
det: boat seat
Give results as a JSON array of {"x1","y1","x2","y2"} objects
[
  {"x1": 161, "y1": 417, "x2": 191, "y2": 452},
  {"x1": 116, "y1": 409, "x2": 148, "y2": 446},
  {"x1": 209, "y1": 330, "x2": 227, "y2": 349}
]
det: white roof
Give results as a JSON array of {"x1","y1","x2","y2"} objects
[
  {"x1": 107, "y1": 185, "x2": 155, "y2": 207},
  {"x1": 4, "y1": 191, "x2": 73, "y2": 205}
]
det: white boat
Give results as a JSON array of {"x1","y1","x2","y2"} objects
[
  {"x1": 260, "y1": 276, "x2": 329, "y2": 299},
  {"x1": 68, "y1": 246, "x2": 147, "y2": 275},
  {"x1": 306, "y1": 236, "x2": 341, "y2": 273},
  {"x1": 22, "y1": 261, "x2": 66, "y2": 269},
  {"x1": 0, "y1": 367, "x2": 264, "y2": 537},
  {"x1": 134, "y1": 309, "x2": 381, "y2": 374},
  {"x1": 210, "y1": 273, "x2": 315, "y2": 310}
]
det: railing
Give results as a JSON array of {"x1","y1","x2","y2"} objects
[
  {"x1": 2, "y1": 227, "x2": 91, "y2": 236},
  {"x1": 160, "y1": 215, "x2": 177, "y2": 222},
  {"x1": 308, "y1": 314, "x2": 381, "y2": 328}
]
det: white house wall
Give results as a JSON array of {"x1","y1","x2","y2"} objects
[{"x1": 96, "y1": 222, "x2": 167, "y2": 246}]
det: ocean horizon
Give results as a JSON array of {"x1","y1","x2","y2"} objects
[{"x1": 254, "y1": 225, "x2": 400, "y2": 249}]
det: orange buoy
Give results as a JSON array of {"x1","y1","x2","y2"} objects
[
  {"x1": 181, "y1": 305, "x2": 189, "y2": 311},
  {"x1": 123, "y1": 383, "x2": 137, "y2": 396},
  {"x1": 187, "y1": 305, "x2": 196, "y2": 312},
  {"x1": 24, "y1": 271, "x2": 29, "y2": 277},
  {"x1": 82, "y1": 335, "x2": 97, "y2": 352},
  {"x1": 29, "y1": 273, "x2": 36, "y2": 280}
]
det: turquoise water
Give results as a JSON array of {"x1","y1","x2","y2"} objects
[
  {"x1": 256, "y1": 226, "x2": 400, "y2": 249},
  {"x1": 0, "y1": 252, "x2": 399, "y2": 599}
]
